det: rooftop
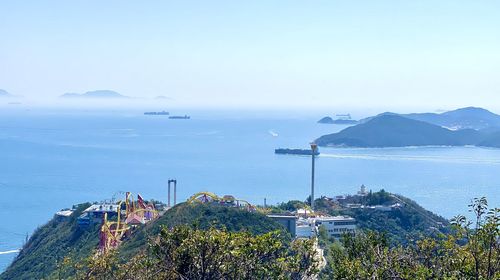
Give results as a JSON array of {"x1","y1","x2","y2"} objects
[
  {"x1": 267, "y1": 214, "x2": 297, "y2": 219},
  {"x1": 55, "y1": 209, "x2": 74, "y2": 217},
  {"x1": 315, "y1": 216, "x2": 355, "y2": 221},
  {"x1": 83, "y1": 204, "x2": 119, "y2": 213}
]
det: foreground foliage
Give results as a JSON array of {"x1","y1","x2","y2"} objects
[
  {"x1": 1, "y1": 203, "x2": 286, "y2": 279},
  {"x1": 64, "y1": 226, "x2": 318, "y2": 280},
  {"x1": 119, "y1": 203, "x2": 285, "y2": 260},
  {"x1": 320, "y1": 197, "x2": 499, "y2": 279}
]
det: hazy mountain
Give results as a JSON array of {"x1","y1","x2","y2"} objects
[
  {"x1": 155, "y1": 95, "x2": 172, "y2": 100},
  {"x1": 0, "y1": 89, "x2": 14, "y2": 97},
  {"x1": 477, "y1": 131, "x2": 500, "y2": 148},
  {"x1": 360, "y1": 107, "x2": 500, "y2": 130},
  {"x1": 318, "y1": 116, "x2": 335, "y2": 123},
  {"x1": 315, "y1": 115, "x2": 484, "y2": 148},
  {"x1": 60, "y1": 90, "x2": 127, "y2": 99}
]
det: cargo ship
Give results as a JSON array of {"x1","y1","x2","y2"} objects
[
  {"x1": 144, "y1": 111, "x2": 169, "y2": 115},
  {"x1": 169, "y1": 115, "x2": 191, "y2": 119},
  {"x1": 275, "y1": 148, "x2": 319, "y2": 156}
]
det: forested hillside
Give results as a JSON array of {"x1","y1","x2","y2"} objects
[{"x1": 1, "y1": 203, "x2": 286, "y2": 280}]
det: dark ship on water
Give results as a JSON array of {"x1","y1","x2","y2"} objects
[
  {"x1": 169, "y1": 115, "x2": 191, "y2": 119},
  {"x1": 275, "y1": 148, "x2": 319, "y2": 156},
  {"x1": 144, "y1": 111, "x2": 169, "y2": 115}
]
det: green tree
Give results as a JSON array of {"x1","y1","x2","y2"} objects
[
  {"x1": 73, "y1": 226, "x2": 318, "y2": 280},
  {"x1": 320, "y1": 197, "x2": 499, "y2": 280}
]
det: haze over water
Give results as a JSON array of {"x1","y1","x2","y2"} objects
[
  {"x1": 2, "y1": 0, "x2": 500, "y2": 276},
  {"x1": 1, "y1": 108, "x2": 499, "y2": 271}
]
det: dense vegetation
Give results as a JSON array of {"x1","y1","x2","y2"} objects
[
  {"x1": 279, "y1": 190, "x2": 449, "y2": 245},
  {"x1": 319, "y1": 197, "x2": 499, "y2": 279},
  {"x1": 0, "y1": 203, "x2": 100, "y2": 280},
  {"x1": 119, "y1": 203, "x2": 287, "y2": 260},
  {"x1": 321, "y1": 191, "x2": 449, "y2": 244},
  {"x1": 60, "y1": 226, "x2": 318, "y2": 280},
  {"x1": 276, "y1": 200, "x2": 308, "y2": 212},
  {"x1": 2, "y1": 194, "x2": 497, "y2": 279},
  {"x1": 1, "y1": 203, "x2": 287, "y2": 279}
]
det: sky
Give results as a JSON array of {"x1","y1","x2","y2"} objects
[{"x1": 0, "y1": 1, "x2": 499, "y2": 110}]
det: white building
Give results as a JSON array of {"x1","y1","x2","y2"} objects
[
  {"x1": 294, "y1": 208, "x2": 313, "y2": 217},
  {"x1": 55, "y1": 209, "x2": 74, "y2": 217},
  {"x1": 357, "y1": 184, "x2": 368, "y2": 196},
  {"x1": 315, "y1": 216, "x2": 356, "y2": 239},
  {"x1": 296, "y1": 224, "x2": 315, "y2": 238},
  {"x1": 295, "y1": 218, "x2": 315, "y2": 238}
]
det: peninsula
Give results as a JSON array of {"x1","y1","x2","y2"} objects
[
  {"x1": 315, "y1": 114, "x2": 486, "y2": 148},
  {"x1": 360, "y1": 107, "x2": 500, "y2": 130}
]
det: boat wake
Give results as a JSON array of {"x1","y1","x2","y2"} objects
[
  {"x1": 319, "y1": 153, "x2": 500, "y2": 164},
  {"x1": 0, "y1": 249, "x2": 20, "y2": 255}
]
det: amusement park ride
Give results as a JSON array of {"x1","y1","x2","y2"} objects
[
  {"x1": 99, "y1": 192, "x2": 158, "y2": 252},
  {"x1": 187, "y1": 192, "x2": 256, "y2": 212},
  {"x1": 98, "y1": 188, "x2": 257, "y2": 252}
]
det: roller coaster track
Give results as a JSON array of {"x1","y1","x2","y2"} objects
[
  {"x1": 99, "y1": 193, "x2": 159, "y2": 252},
  {"x1": 187, "y1": 192, "x2": 256, "y2": 211}
]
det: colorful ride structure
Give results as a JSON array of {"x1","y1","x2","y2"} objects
[
  {"x1": 99, "y1": 191, "x2": 255, "y2": 252},
  {"x1": 187, "y1": 192, "x2": 256, "y2": 212},
  {"x1": 99, "y1": 192, "x2": 159, "y2": 252}
]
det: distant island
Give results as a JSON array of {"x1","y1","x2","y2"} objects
[
  {"x1": 60, "y1": 90, "x2": 128, "y2": 99},
  {"x1": 0, "y1": 89, "x2": 16, "y2": 98},
  {"x1": 315, "y1": 114, "x2": 500, "y2": 148},
  {"x1": 315, "y1": 107, "x2": 500, "y2": 148},
  {"x1": 360, "y1": 107, "x2": 500, "y2": 131},
  {"x1": 154, "y1": 95, "x2": 172, "y2": 100},
  {"x1": 318, "y1": 114, "x2": 358, "y2": 125}
]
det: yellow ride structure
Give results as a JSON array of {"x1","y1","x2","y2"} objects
[
  {"x1": 99, "y1": 207, "x2": 129, "y2": 251},
  {"x1": 187, "y1": 192, "x2": 256, "y2": 211},
  {"x1": 99, "y1": 191, "x2": 259, "y2": 252},
  {"x1": 99, "y1": 192, "x2": 159, "y2": 252},
  {"x1": 187, "y1": 191, "x2": 219, "y2": 203}
]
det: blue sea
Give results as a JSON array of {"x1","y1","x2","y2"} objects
[{"x1": 1, "y1": 108, "x2": 499, "y2": 271}]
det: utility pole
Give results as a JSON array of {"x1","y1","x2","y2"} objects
[{"x1": 310, "y1": 143, "x2": 317, "y2": 211}]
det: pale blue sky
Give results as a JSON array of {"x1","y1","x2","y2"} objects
[{"x1": 0, "y1": 1, "x2": 499, "y2": 109}]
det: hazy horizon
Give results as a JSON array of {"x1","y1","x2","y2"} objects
[{"x1": 1, "y1": 1, "x2": 499, "y2": 109}]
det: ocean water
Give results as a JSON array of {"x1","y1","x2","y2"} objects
[{"x1": 1, "y1": 109, "x2": 499, "y2": 271}]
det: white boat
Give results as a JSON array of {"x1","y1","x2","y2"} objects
[{"x1": 268, "y1": 130, "x2": 278, "y2": 137}]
